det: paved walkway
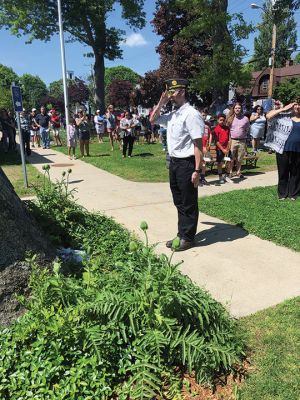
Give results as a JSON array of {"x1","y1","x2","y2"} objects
[{"x1": 27, "y1": 147, "x2": 300, "y2": 317}]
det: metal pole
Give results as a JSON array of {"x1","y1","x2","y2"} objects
[
  {"x1": 57, "y1": 0, "x2": 70, "y2": 130},
  {"x1": 268, "y1": 23, "x2": 277, "y2": 98},
  {"x1": 268, "y1": 0, "x2": 277, "y2": 98},
  {"x1": 16, "y1": 112, "x2": 28, "y2": 188}
]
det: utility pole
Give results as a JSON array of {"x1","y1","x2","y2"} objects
[
  {"x1": 268, "y1": 0, "x2": 277, "y2": 98},
  {"x1": 57, "y1": 0, "x2": 70, "y2": 129}
]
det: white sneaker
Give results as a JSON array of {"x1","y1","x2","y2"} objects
[{"x1": 225, "y1": 175, "x2": 234, "y2": 183}]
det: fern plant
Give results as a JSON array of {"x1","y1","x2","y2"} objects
[{"x1": 0, "y1": 172, "x2": 245, "y2": 399}]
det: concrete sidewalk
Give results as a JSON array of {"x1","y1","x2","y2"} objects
[{"x1": 27, "y1": 147, "x2": 300, "y2": 317}]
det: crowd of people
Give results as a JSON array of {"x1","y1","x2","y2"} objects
[
  {"x1": 1, "y1": 94, "x2": 300, "y2": 202},
  {"x1": 0, "y1": 104, "x2": 162, "y2": 160}
]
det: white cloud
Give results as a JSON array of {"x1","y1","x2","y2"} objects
[{"x1": 122, "y1": 33, "x2": 148, "y2": 47}]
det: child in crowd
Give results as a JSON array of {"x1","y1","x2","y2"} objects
[
  {"x1": 67, "y1": 119, "x2": 77, "y2": 160},
  {"x1": 200, "y1": 109, "x2": 212, "y2": 185},
  {"x1": 214, "y1": 114, "x2": 233, "y2": 184}
]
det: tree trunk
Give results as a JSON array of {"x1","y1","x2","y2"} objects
[
  {"x1": 94, "y1": 52, "x2": 105, "y2": 113},
  {"x1": 0, "y1": 167, "x2": 54, "y2": 267},
  {"x1": 0, "y1": 167, "x2": 55, "y2": 325}
]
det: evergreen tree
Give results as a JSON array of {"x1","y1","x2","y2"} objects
[{"x1": 252, "y1": 0, "x2": 297, "y2": 70}]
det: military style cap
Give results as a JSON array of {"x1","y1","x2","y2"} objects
[{"x1": 165, "y1": 78, "x2": 189, "y2": 91}]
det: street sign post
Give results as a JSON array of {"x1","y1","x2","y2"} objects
[{"x1": 11, "y1": 84, "x2": 28, "y2": 188}]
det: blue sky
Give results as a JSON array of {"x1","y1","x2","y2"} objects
[{"x1": 0, "y1": 0, "x2": 299, "y2": 85}]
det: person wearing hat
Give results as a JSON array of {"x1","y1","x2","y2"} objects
[
  {"x1": 29, "y1": 108, "x2": 40, "y2": 148},
  {"x1": 94, "y1": 110, "x2": 105, "y2": 143},
  {"x1": 150, "y1": 79, "x2": 205, "y2": 251}
]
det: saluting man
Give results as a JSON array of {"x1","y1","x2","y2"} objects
[{"x1": 150, "y1": 79, "x2": 204, "y2": 251}]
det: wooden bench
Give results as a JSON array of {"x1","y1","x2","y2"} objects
[{"x1": 205, "y1": 145, "x2": 258, "y2": 171}]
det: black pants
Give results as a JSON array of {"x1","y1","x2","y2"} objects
[
  {"x1": 22, "y1": 130, "x2": 31, "y2": 156},
  {"x1": 276, "y1": 151, "x2": 300, "y2": 198},
  {"x1": 123, "y1": 135, "x2": 134, "y2": 157},
  {"x1": 169, "y1": 157, "x2": 198, "y2": 241}
]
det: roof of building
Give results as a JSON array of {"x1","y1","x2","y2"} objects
[{"x1": 252, "y1": 64, "x2": 300, "y2": 80}]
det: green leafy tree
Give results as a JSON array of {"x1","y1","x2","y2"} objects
[
  {"x1": 252, "y1": 0, "x2": 297, "y2": 70},
  {"x1": 294, "y1": 53, "x2": 300, "y2": 65},
  {"x1": 49, "y1": 79, "x2": 64, "y2": 99},
  {"x1": 104, "y1": 66, "x2": 140, "y2": 105},
  {"x1": 273, "y1": 77, "x2": 300, "y2": 103},
  {"x1": 0, "y1": 64, "x2": 19, "y2": 110},
  {"x1": 153, "y1": 0, "x2": 253, "y2": 99},
  {"x1": 19, "y1": 74, "x2": 48, "y2": 110},
  {"x1": 0, "y1": 0, "x2": 146, "y2": 113}
]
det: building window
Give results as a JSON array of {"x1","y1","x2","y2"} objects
[{"x1": 259, "y1": 75, "x2": 269, "y2": 94}]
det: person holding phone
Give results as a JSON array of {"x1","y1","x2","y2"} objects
[
  {"x1": 150, "y1": 79, "x2": 204, "y2": 251},
  {"x1": 266, "y1": 98, "x2": 300, "y2": 200},
  {"x1": 75, "y1": 110, "x2": 90, "y2": 158}
]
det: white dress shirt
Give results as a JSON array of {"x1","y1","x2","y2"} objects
[{"x1": 156, "y1": 102, "x2": 204, "y2": 158}]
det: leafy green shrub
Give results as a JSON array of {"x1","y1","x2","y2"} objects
[{"x1": 0, "y1": 169, "x2": 245, "y2": 399}]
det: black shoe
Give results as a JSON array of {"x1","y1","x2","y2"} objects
[
  {"x1": 174, "y1": 239, "x2": 194, "y2": 252},
  {"x1": 166, "y1": 238, "x2": 178, "y2": 248}
]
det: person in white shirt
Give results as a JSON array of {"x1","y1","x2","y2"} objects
[
  {"x1": 120, "y1": 111, "x2": 135, "y2": 158},
  {"x1": 150, "y1": 78, "x2": 204, "y2": 251},
  {"x1": 94, "y1": 110, "x2": 105, "y2": 143}
]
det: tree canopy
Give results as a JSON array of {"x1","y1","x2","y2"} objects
[
  {"x1": 252, "y1": 0, "x2": 297, "y2": 70},
  {"x1": 0, "y1": 0, "x2": 146, "y2": 112},
  {"x1": 150, "y1": 0, "x2": 253, "y2": 101},
  {"x1": 19, "y1": 74, "x2": 48, "y2": 110},
  {"x1": 104, "y1": 66, "x2": 140, "y2": 105},
  {"x1": 0, "y1": 64, "x2": 19, "y2": 110},
  {"x1": 273, "y1": 77, "x2": 300, "y2": 103},
  {"x1": 293, "y1": 53, "x2": 300, "y2": 65},
  {"x1": 47, "y1": 78, "x2": 90, "y2": 111},
  {"x1": 107, "y1": 80, "x2": 133, "y2": 109}
]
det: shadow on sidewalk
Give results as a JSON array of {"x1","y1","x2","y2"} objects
[
  {"x1": 194, "y1": 221, "x2": 248, "y2": 247},
  {"x1": 29, "y1": 150, "x2": 56, "y2": 165}
]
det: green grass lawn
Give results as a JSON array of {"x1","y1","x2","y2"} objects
[
  {"x1": 1, "y1": 151, "x2": 42, "y2": 198},
  {"x1": 199, "y1": 185, "x2": 300, "y2": 252},
  {"x1": 239, "y1": 297, "x2": 300, "y2": 400},
  {"x1": 56, "y1": 135, "x2": 277, "y2": 182}
]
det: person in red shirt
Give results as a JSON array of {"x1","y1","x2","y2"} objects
[
  {"x1": 200, "y1": 109, "x2": 212, "y2": 185},
  {"x1": 50, "y1": 110, "x2": 62, "y2": 146},
  {"x1": 214, "y1": 114, "x2": 233, "y2": 184}
]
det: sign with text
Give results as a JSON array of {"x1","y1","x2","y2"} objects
[{"x1": 11, "y1": 85, "x2": 23, "y2": 112}]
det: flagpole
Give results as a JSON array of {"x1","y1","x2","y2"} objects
[{"x1": 57, "y1": 0, "x2": 70, "y2": 130}]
